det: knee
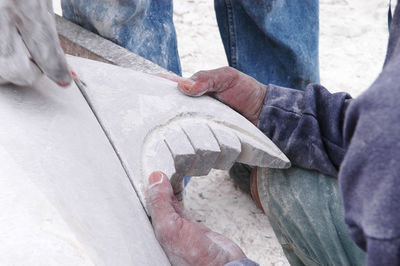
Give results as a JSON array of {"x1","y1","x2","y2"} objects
[
  {"x1": 62, "y1": 0, "x2": 152, "y2": 35},
  {"x1": 116, "y1": 0, "x2": 151, "y2": 21}
]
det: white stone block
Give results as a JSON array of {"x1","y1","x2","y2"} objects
[
  {"x1": 209, "y1": 124, "x2": 241, "y2": 170},
  {"x1": 0, "y1": 55, "x2": 290, "y2": 263},
  {"x1": 0, "y1": 73, "x2": 169, "y2": 265},
  {"x1": 180, "y1": 121, "x2": 221, "y2": 176},
  {"x1": 66, "y1": 56, "x2": 290, "y2": 210}
]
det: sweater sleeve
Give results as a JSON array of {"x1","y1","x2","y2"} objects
[
  {"x1": 339, "y1": 43, "x2": 400, "y2": 265},
  {"x1": 257, "y1": 83, "x2": 352, "y2": 177}
]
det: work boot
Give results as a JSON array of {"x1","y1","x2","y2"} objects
[
  {"x1": 229, "y1": 162, "x2": 253, "y2": 194},
  {"x1": 229, "y1": 163, "x2": 264, "y2": 212}
]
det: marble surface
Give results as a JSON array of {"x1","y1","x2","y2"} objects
[
  {"x1": 68, "y1": 56, "x2": 290, "y2": 210},
  {"x1": 0, "y1": 55, "x2": 289, "y2": 264},
  {"x1": 0, "y1": 67, "x2": 169, "y2": 265}
]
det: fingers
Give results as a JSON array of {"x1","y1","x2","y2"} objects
[
  {"x1": 157, "y1": 67, "x2": 243, "y2": 99},
  {"x1": 0, "y1": 10, "x2": 42, "y2": 86},
  {"x1": 146, "y1": 173, "x2": 247, "y2": 265},
  {"x1": 155, "y1": 73, "x2": 200, "y2": 97},
  {"x1": 175, "y1": 66, "x2": 267, "y2": 124},
  {"x1": 154, "y1": 72, "x2": 182, "y2": 82},
  {"x1": 177, "y1": 67, "x2": 240, "y2": 97},
  {"x1": 205, "y1": 231, "x2": 247, "y2": 261},
  {"x1": 146, "y1": 172, "x2": 185, "y2": 224},
  {"x1": 14, "y1": 0, "x2": 72, "y2": 86}
]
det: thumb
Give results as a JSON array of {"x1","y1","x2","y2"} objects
[
  {"x1": 146, "y1": 172, "x2": 186, "y2": 242},
  {"x1": 146, "y1": 172, "x2": 179, "y2": 221}
]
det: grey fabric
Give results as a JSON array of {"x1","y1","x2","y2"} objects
[{"x1": 257, "y1": 167, "x2": 365, "y2": 266}]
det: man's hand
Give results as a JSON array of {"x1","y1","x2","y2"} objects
[
  {"x1": 159, "y1": 67, "x2": 267, "y2": 125},
  {"x1": 146, "y1": 171, "x2": 246, "y2": 266},
  {"x1": 0, "y1": 0, "x2": 71, "y2": 87}
]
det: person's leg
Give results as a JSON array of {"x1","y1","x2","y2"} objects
[
  {"x1": 215, "y1": 0, "x2": 320, "y2": 192},
  {"x1": 61, "y1": 0, "x2": 181, "y2": 75},
  {"x1": 214, "y1": 0, "x2": 319, "y2": 90},
  {"x1": 256, "y1": 167, "x2": 366, "y2": 266}
]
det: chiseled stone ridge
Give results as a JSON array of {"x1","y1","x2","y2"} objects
[{"x1": 67, "y1": 56, "x2": 290, "y2": 211}]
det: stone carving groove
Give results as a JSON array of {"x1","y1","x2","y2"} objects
[
  {"x1": 67, "y1": 56, "x2": 290, "y2": 209},
  {"x1": 142, "y1": 117, "x2": 290, "y2": 199}
]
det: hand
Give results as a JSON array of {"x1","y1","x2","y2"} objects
[
  {"x1": 159, "y1": 67, "x2": 267, "y2": 125},
  {"x1": 146, "y1": 172, "x2": 246, "y2": 266},
  {"x1": 0, "y1": 0, "x2": 71, "y2": 87}
]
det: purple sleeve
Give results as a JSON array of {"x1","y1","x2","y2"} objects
[
  {"x1": 339, "y1": 47, "x2": 400, "y2": 265},
  {"x1": 257, "y1": 83, "x2": 352, "y2": 177},
  {"x1": 364, "y1": 237, "x2": 400, "y2": 265}
]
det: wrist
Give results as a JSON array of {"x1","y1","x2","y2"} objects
[{"x1": 250, "y1": 84, "x2": 268, "y2": 125}]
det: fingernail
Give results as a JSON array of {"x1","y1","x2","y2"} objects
[
  {"x1": 178, "y1": 79, "x2": 195, "y2": 92},
  {"x1": 56, "y1": 81, "x2": 71, "y2": 87},
  {"x1": 55, "y1": 71, "x2": 74, "y2": 87},
  {"x1": 148, "y1": 172, "x2": 165, "y2": 189}
]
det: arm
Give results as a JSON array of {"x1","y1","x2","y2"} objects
[
  {"x1": 160, "y1": 48, "x2": 400, "y2": 264},
  {"x1": 339, "y1": 48, "x2": 400, "y2": 265},
  {"x1": 163, "y1": 67, "x2": 350, "y2": 177},
  {"x1": 258, "y1": 83, "x2": 352, "y2": 177}
]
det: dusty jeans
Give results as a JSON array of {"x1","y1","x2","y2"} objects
[
  {"x1": 257, "y1": 167, "x2": 366, "y2": 266},
  {"x1": 61, "y1": 0, "x2": 320, "y2": 89},
  {"x1": 62, "y1": 0, "x2": 182, "y2": 75},
  {"x1": 214, "y1": 0, "x2": 319, "y2": 89}
]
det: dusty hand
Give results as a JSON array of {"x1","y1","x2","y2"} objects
[
  {"x1": 0, "y1": 0, "x2": 71, "y2": 87},
  {"x1": 159, "y1": 67, "x2": 267, "y2": 125},
  {"x1": 146, "y1": 172, "x2": 246, "y2": 266}
]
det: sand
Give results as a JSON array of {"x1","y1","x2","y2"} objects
[{"x1": 53, "y1": 0, "x2": 390, "y2": 265}]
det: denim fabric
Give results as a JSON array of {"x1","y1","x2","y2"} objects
[
  {"x1": 62, "y1": 0, "x2": 319, "y2": 90},
  {"x1": 218, "y1": 0, "x2": 321, "y2": 214},
  {"x1": 214, "y1": 0, "x2": 320, "y2": 90},
  {"x1": 61, "y1": 0, "x2": 182, "y2": 75}
]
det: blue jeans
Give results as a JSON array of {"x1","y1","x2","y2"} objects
[
  {"x1": 61, "y1": 0, "x2": 319, "y2": 89},
  {"x1": 214, "y1": 0, "x2": 319, "y2": 89},
  {"x1": 62, "y1": 0, "x2": 182, "y2": 75}
]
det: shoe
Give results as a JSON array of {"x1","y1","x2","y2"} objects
[
  {"x1": 229, "y1": 162, "x2": 253, "y2": 194},
  {"x1": 229, "y1": 162, "x2": 265, "y2": 213}
]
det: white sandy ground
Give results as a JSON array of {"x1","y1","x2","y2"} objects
[{"x1": 53, "y1": 0, "x2": 390, "y2": 265}]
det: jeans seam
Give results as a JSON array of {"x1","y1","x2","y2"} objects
[{"x1": 224, "y1": 0, "x2": 237, "y2": 68}]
